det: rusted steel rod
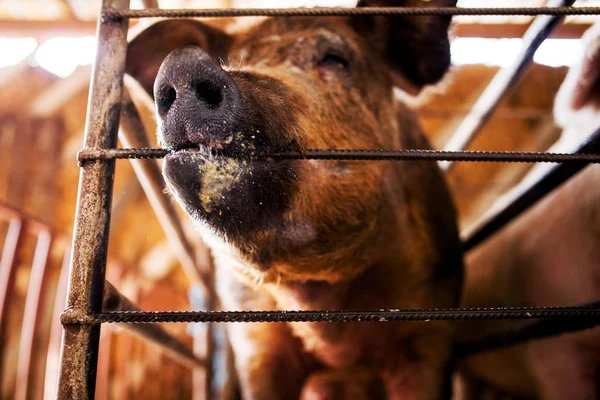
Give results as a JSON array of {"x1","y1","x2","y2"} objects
[
  {"x1": 0, "y1": 218, "x2": 25, "y2": 381},
  {"x1": 99, "y1": 282, "x2": 206, "y2": 370},
  {"x1": 94, "y1": 266, "x2": 123, "y2": 400},
  {"x1": 15, "y1": 230, "x2": 53, "y2": 400},
  {"x1": 101, "y1": 6, "x2": 600, "y2": 20},
  {"x1": 64, "y1": 305, "x2": 600, "y2": 324},
  {"x1": 57, "y1": 0, "x2": 130, "y2": 398},
  {"x1": 440, "y1": 0, "x2": 576, "y2": 171},
  {"x1": 77, "y1": 147, "x2": 600, "y2": 164},
  {"x1": 43, "y1": 249, "x2": 71, "y2": 400},
  {"x1": 60, "y1": 282, "x2": 206, "y2": 370},
  {"x1": 457, "y1": 301, "x2": 600, "y2": 356},
  {"x1": 463, "y1": 125, "x2": 600, "y2": 251},
  {"x1": 119, "y1": 88, "x2": 209, "y2": 292}
]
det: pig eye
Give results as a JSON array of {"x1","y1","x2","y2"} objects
[{"x1": 318, "y1": 53, "x2": 349, "y2": 69}]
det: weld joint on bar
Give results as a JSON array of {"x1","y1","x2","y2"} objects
[
  {"x1": 60, "y1": 307, "x2": 97, "y2": 326},
  {"x1": 77, "y1": 148, "x2": 105, "y2": 167}
]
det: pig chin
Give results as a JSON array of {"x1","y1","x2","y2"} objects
[{"x1": 163, "y1": 149, "x2": 297, "y2": 241}]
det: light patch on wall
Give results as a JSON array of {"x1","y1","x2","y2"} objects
[
  {"x1": 0, "y1": 35, "x2": 583, "y2": 78},
  {"x1": 451, "y1": 38, "x2": 580, "y2": 68},
  {"x1": 34, "y1": 37, "x2": 97, "y2": 78},
  {"x1": 234, "y1": 0, "x2": 357, "y2": 7},
  {"x1": 534, "y1": 39, "x2": 581, "y2": 67},
  {"x1": 0, "y1": 38, "x2": 37, "y2": 68}
]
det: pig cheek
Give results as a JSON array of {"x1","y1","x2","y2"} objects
[{"x1": 279, "y1": 219, "x2": 318, "y2": 248}]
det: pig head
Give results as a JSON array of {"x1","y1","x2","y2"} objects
[{"x1": 126, "y1": 1, "x2": 463, "y2": 399}]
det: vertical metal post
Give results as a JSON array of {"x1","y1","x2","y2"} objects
[
  {"x1": 0, "y1": 218, "x2": 25, "y2": 381},
  {"x1": 56, "y1": 0, "x2": 130, "y2": 398},
  {"x1": 440, "y1": 0, "x2": 576, "y2": 171},
  {"x1": 94, "y1": 265, "x2": 122, "y2": 400},
  {"x1": 119, "y1": 88, "x2": 208, "y2": 291},
  {"x1": 15, "y1": 230, "x2": 53, "y2": 400},
  {"x1": 44, "y1": 248, "x2": 71, "y2": 400}
]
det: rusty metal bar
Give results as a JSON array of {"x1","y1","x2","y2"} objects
[
  {"x1": 57, "y1": 0, "x2": 130, "y2": 398},
  {"x1": 454, "y1": 21, "x2": 592, "y2": 39},
  {"x1": 121, "y1": 80, "x2": 213, "y2": 398},
  {"x1": 15, "y1": 230, "x2": 53, "y2": 400},
  {"x1": 94, "y1": 265, "x2": 122, "y2": 400},
  {"x1": 457, "y1": 301, "x2": 600, "y2": 356},
  {"x1": 44, "y1": 248, "x2": 71, "y2": 400},
  {"x1": 0, "y1": 218, "x2": 25, "y2": 382},
  {"x1": 189, "y1": 280, "x2": 215, "y2": 400},
  {"x1": 110, "y1": 276, "x2": 138, "y2": 400},
  {"x1": 77, "y1": 146, "x2": 600, "y2": 164},
  {"x1": 73, "y1": 306, "x2": 600, "y2": 324},
  {"x1": 99, "y1": 281, "x2": 206, "y2": 370},
  {"x1": 440, "y1": 0, "x2": 575, "y2": 172},
  {"x1": 93, "y1": 325, "x2": 112, "y2": 400},
  {"x1": 101, "y1": 6, "x2": 600, "y2": 19},
  {"x1": 193, "y1": 327, "x2": 210, "y2": 400},
  {"x1": 118, "y1": 88, "x2": 209, "y2": 292}
]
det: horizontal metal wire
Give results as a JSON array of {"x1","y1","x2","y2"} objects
[
  {"x1": 101, "y1": 7, "x2": 600, "y2": 20},
  {"x1": 86, "y1": 306, "x2": 600, "y2": 324},
  {"x1": 457, "y1": 301, "x2": 600, "y2": 356},
  {"x1": 77, "y1": 147, "x2": 600, "y2": 164}
]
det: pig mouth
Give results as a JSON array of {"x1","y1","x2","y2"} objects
[{"x1": 162, "y1": 141, "x2": 298, "y2": 240}]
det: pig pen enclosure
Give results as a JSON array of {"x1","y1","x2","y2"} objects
[{"x1": 0, "y1": 0, "x2": 599, "y2": 399}]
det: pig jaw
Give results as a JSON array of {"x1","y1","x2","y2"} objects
[{"x1": 162, "y1": 149, "x2": 298, "y2": 245}]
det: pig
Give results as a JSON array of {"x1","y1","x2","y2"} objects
[
  {"x1": 457, "y1": 21, "x2": 600, "y2": 400},
  {"x1": 126, "y1": 1, "x2": 463, "y2": 399}
]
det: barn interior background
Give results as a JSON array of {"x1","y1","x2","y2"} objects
[{"x1": 0, "y1": 0, "x2": 597, "y2": 399}]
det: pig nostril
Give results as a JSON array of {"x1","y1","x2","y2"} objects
[
  {"x1": 195, "y1": 81, "x2": 223, "y2": 109},
  {"x1": 158, "y1": 86, "x2": 176, "y2": 114}
]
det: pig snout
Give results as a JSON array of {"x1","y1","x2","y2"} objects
[
  {"x1": 155, "y1": 46, "x2": 299, "y2": 244},
  {"x1": 154, "y1": 46, "x2": 244, "y2": 151}
]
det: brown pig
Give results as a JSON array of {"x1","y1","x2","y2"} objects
[
  {"x1": 458, "y1": 21, "x2": 600, "y2": 400},
  {"x1": 126, "y1": 1, "x2": 463, "y2": 399}
]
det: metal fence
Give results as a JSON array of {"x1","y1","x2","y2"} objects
[{"x1": 55, "y1": 1, "x2": 600, "y2": 399}]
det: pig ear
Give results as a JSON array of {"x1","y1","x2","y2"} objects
[
  {"x1": 126, "y1": 19, "x2": 233, "y2": 97},
  {"x1": 352, "y1": 0, "x2": 456, "y2": 94}
]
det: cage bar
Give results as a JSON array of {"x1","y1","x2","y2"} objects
[
  {"x1": 56, "y1": 0, "x2": 130, "y2": 397},
  {"x1": 15, "y1": 230, "x2": 54, "y2": 400},
  {"x1": 87, "y1": 306, "x2": 600, "y2": 324},
  {"x1": 118, "y1": 88, "x2": 209, "y2": 291},
  {"x1": 99, "y1": 281, "x2": 206, "y2": 369},
  {"x1": 77, "y1": 147, "x2": 600, "y2": 163},
  {"x1": 0, "y1": 217, "x2": 25, "y2": 381},
  {"x1": 44, "y1": 249, "x2": 71, "y2": 400},
  {"x1": 457, "y1": 300, "x2": 600, "y2": 356},
  {"x1": 100, "y1": 6, "x2": 600, "y2": 19},
  {"x1": 440, "y1": 0, "x2": 575, "y2": 171}
]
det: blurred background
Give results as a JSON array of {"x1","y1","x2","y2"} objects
[{"x1": 0, "y1": 0, "x2": 597, "y2": 399}]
